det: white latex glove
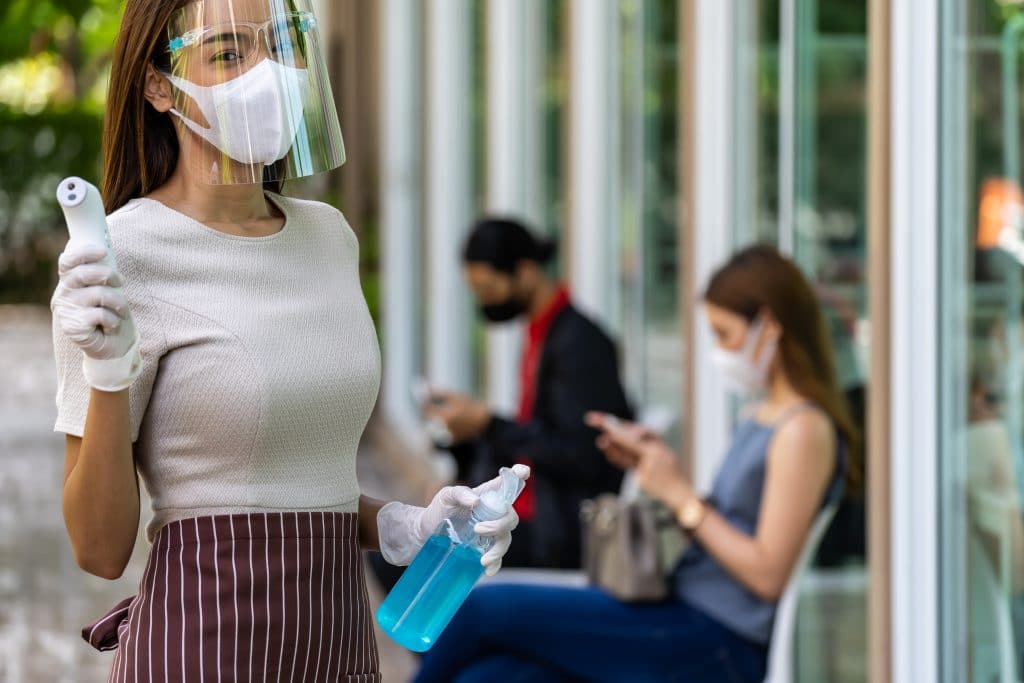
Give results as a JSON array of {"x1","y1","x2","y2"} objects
[
  {"x1": 51, "y1": 243, "x2": 142, "y2": 392},
  {"x1": 377, "y1": 464, "x2": 530, "y2": 576}
]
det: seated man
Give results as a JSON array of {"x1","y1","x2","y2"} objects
[{"x1": 427, "y1": 217, "x2": 632, "y2": 569}]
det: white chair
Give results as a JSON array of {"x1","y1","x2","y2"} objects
[
  {"x1": 763, "y1": 503, "x2": 838, "y2": 683},
  {"x1": 969, "y1": 534, "x2": 1021, "y2": 683},
  {"x1": 480, "y1": 567, "x2": 587, "y2": 588}
]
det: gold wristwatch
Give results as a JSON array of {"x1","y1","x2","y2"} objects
[{"x1": 676, "y1": 497, "x2": 708, "y2": 534}]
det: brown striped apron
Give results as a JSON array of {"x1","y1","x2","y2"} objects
[{"x1": 82, "y1": 512, "x2": 381, "y2": 682}]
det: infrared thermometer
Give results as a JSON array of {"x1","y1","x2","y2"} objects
[
  {"x1": 56, "y1": 177, "x2": 113, "y2": 256},
  {"x1": 55, "y1": 176, "x2": 136, "y2": 337}
]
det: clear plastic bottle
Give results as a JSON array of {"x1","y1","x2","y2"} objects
[{"x1": 377, "y1": 468, "x2": 525, "y2": 652}]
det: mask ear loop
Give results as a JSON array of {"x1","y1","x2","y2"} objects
[
  {"x1": 740, "y1": 310, "x2": 767, "y2": 357},
  {"x1": 164, "y1": 81, "x2": 214, "y2": 135},
  {"x1": 744, "y1": 309, "x2": 779, "y2": 377},
  {"x1": 158, "y1": 65, "x2": 211, "y2": 133}
]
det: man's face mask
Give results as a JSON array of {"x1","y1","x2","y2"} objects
[
  {"x1": 479, "y1": 272, "x2": 528, "y2": 324},
  {"x1": 480, "y1": 298, "x2": 528, "y2": 324}
]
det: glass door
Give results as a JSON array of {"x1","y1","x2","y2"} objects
[
  {"x1": 615, "y1": 0, "x2": 682, "y2": 429},
  {"x1": 733, "y1": 1, "x2": 870, "y2": 679},
  {"x1": 939, "y1": 1, "x2": 1024, "y2": 680}
]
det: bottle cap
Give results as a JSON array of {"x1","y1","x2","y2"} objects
[{"x1": 473, "y1": 467, "x2": 526, "y2": 522}]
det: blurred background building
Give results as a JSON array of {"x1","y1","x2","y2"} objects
[{"x1": 1, "y1": 0, "x2": 1023, "y2": 681}]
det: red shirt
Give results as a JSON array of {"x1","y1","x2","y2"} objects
[{"x1": 513, "y1": 286, "x2": 571, "y2": 520}]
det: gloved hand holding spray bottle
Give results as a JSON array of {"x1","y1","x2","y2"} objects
[{"x1": 376, "y1": 466, "x2": 528, "y2": 652}]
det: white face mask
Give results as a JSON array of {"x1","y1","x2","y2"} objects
[
  {"x1": 167, "y1": 59, "x2": 309, "y2": 166},
  {"x1": 710, "y1": 315, "x2": 778, "y2": 396}
]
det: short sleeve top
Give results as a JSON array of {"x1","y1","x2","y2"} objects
[{"x1": 52, "y1": 194, "x2": 381, "y2": 540}]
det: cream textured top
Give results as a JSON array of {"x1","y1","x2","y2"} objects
[{"x1": 52, "y1": 194, "x2": 381, "y2": 540}]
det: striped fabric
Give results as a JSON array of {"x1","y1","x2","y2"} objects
[{"x1": 83, "y1": 512, "x2": 381, "y2": 682}]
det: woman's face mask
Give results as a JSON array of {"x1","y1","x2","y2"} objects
[
  {"x1": 709, "y1": 314, "x2": 778, "y2": 395},
  {"x1": 167, "y1": 59, "x2": 309, "y2": 166}
]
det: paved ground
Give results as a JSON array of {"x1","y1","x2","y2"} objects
[
  {"x1": 0, "y1": 304, "x2": 865, "y2": 682},
  {"x1": 0, "y1": 305, "x2": 133, "y2": 682}
]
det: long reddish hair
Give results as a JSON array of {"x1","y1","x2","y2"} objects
[
  {"x1": 704, "y1": 245, "x2": 861, "y2": 492},
  {"x1": 102, "y1": 0, "x2": 283, "y2": 213}
]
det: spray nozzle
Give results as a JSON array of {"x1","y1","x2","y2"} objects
[{"x1": 474, "y1": 467, "x2": 526, "y2": 522}]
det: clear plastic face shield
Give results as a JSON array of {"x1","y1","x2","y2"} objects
[{"x1": 165, "y1": 0, "x2": 345, "y2": 185}]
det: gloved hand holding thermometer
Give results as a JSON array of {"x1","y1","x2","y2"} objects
[{"x1": 51, "y1": 177, "x2": 142, "y2": 392}]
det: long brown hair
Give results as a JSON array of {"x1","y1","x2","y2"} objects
[
  {"x1": 102, "y1": 0, "x2": 283, "y2": 213},
  {"x1": 704, "y1": 245, "x2": 862, "y2": 492}
]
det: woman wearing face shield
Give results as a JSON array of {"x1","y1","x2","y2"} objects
[
  {"x1": 413, "y1": 246, "x2": 857, "y2": 683},
  {"x1": 49, "y1": 2, "x2": 526, "y2": 680},
  {"x1": 420, "y1": 218, "x2": 633, "y2": 571}
]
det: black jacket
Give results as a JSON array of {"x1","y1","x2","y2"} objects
[{"x1": 456, "y1": 304, "x2": 632, "y2": 568}]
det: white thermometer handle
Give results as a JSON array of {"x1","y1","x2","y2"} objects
[{"x1": 56, "y1": 177, "x2": 113, "y2": 254}]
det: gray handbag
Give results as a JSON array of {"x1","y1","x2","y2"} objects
[{"x1": 579, "y1": 474, "x2": 689, "y2": 603}]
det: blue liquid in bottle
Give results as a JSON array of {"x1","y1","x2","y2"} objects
[
  {"x1": 376, "y1": 523, "x2": 487, "y2": 652},
  {"x1": 377, "y1": 467, "x2": 525, "y2": 652}
]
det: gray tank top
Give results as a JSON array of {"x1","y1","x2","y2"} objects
[{"x1": 673, "y1": 403, "x2": 846, "y2": 645}]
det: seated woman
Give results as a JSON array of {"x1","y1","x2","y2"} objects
[{"x1": 411, "y1": 245, "x2": 858, "y2": 683}]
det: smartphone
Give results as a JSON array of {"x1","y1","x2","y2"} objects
[
  {"x1": 411, "y1": 376, "x2": 446, "y2": 407},
  {"x1": 411, "y1": 377, "x2": 430, "y2": 406},
  {"x1": 602, "y1": 414, "x2": 622, "y2": 430},
  {"x1": 589, "y1": 412, "x2": 621, "y2": 431}
]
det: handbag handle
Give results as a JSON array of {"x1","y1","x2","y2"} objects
[{"x1": 619, "y1": 470, "x2": 642, "y2": 503}]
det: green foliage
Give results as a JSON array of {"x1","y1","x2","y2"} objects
[
  {"x1": 992, "y1": 0, "x2": 1024, "y2": 32},
  {"x1": 0, "y1": 0, "x2": 115, "y2": 303},
  {"x1": 0, "y1": 0, "x2": 121, "y2": 100},
  {"x1": 0, "y1": 105, "x2": 104, "y2": 303},
  {"x1": 817, "y1": 0, "x2": 867, "y2": 35},
  {"x1": 0, "y1": 0, "x2": 93, "y2": 61}
]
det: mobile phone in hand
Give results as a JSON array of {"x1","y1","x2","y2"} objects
[
  {"x1": 587, "y1": 412, "x2": 621, "y2": 431},
  {"x1": 412, "y1": 377, "x2": 447, "y2": 407}
]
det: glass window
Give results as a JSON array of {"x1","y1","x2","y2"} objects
[
  {"x1": 940, "y1": 2, "x2": 1024, "y2": 680},
  {"x1": 616, "y1": 0, "x2": 682, "y2": 430},
  {"x1": 468, "y1": 0, "x2": 567, "y2": 408},
  {"x1": 469, "y1": 0, "x2": 486, "y2": 398},
  {"x1": 539, "y1": 0, "x2": 566, "y2": 243},
  {"x1": 736, "y1": 1, "x2": 869, "y2": 679}
]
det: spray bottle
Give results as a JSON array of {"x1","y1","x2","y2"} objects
[{"x1": 377, "y1": 467, "x2": 525, "y2": 652}]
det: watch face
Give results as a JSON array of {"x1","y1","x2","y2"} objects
[{"x1": 680, "y1": 500, "x2": 703, "y2": 530}]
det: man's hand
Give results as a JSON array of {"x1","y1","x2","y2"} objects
[{"x1": 427, "y1": 390, "x2": 492, "y2": 444}]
